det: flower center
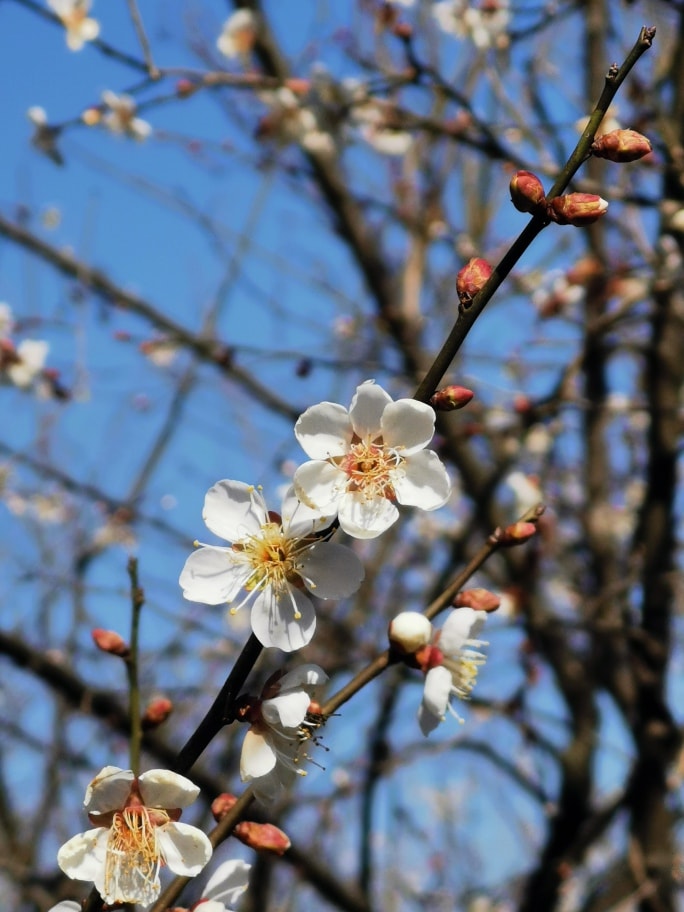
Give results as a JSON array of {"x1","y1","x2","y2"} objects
[
  {"x1": 104, "y1": 805, "x2": 169, "y2": 902},
  {"x1": 443, "y1": 648, "x2": 486, "y2": 700},
  {"x1": 336, "y1": 439, "x2": 401, "y2": 501},
  {"x1": 237, "y1": 521, "x2": 304, "y2": 593}
]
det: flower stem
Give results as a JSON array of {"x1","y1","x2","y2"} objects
[{"x1": 126, "y1": 557, "x2": 145, "y2": 776}]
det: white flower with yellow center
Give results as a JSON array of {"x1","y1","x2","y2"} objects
[
  {"x1": 293, "y1": 380, "x2": 451, "y2": 539},
  {"x1": 418, "y1": 608, "x2": 488, "y2": 735},
  {"x1": 179, "y1": 481, "x2": 364, "y2": 651},
  {"x1": 47, "y1": 0, "x2": 100, "y2": 51},
  {"x1": 56, "y1": 766, "x2": 212, "y2": 905}
]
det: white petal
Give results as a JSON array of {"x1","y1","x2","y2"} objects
[
  {"x1": 203, "y1": 858, "x2": 252, "y2": 904},
  {"x1": 439, "y1": 608, "x2": 485, "y2": 655},
  {"x1": 422, "y1": 665, "x2": 452, "y2": 717},
  {"x1": 280, "y1": 485, "x2": 334, "y2": 536},
  {"x1": 158, "y1": 821, "x2": 212, "y2": 876},
  {"x1": 392, "y1": 450, "x2": 451, "y2": 510},
  {"x1": 202, "y1": 480, "x2": 267, "y2": 541},
  {"x1": 250, "y1": 586, "x2": 316, "y2": 651},
  {"x1": 250, "y1": 765, "x2": 297, "y2": 803},
  {"x1": 179, "y1": 547, "x2": 250, "y2": 605},
  {"x1": 138, "y1": 769, "x2": 200, "y2": 808},
  {"x1": 293, "y1": 460, "x2": 344, "y2": 512},
  {"x1": 277, "y1": 664, "x2": 328, "y2": 691},
  {"x1": 381, "y1": 399, "x2": 435, "y2": 453},
  {"x1": 241, "y1": 729, "x2": 277, "y2": 779},
  {"x1": 349, "y1": 381, "x2": 392, "y2": 438},
  {"x1": 48, "y1": 904, "x2": 82, "y2": 912},
  {"x1": 389, "y1": 612, "x2": 433, "y2": 652},
  {"x1": 299, "y1": 543, "x2": 364, "y2": 598},
  {"x1": 84, "y1": 766, "x2": 133, "y2": 813},
  {"x1": 418, "y1": 702, "x2": 443, "y2": 736},
  {"x1": 78, "y1": 18, "x2": 100, "y2": 41},
  {"x1": 57, "y1": 828, "x2": 108, "y2": 881},
  {"x1": 294, "y1": 402, "x2": 353, "y2": 459},
  {"x1": 337, "y1": 491, "x2": 398, "y2": 539},
  {"x1": 262, "y1": 690, "x2": 310, "y2": 728}
]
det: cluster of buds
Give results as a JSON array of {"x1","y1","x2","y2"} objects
[{"x1": 211, "y1": 793, "x2": 291, "y2": 855}]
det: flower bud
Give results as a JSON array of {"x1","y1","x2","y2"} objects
[
  {"x1": 548, "y1": 193, "x2": 608, "y2": 226},
  {"x1": 430, "y1": 385, "x2": 474, "y2": 411},
  {"x1": 211, "y1": 793, "x2": 238, "y2": 821},
  {"x1": 509, "y1": 170, "x2": 546, "y2": 214},
  {"x1": 175, "y1": 79, "x2": 197, "y2": 98},
  {"x1": 81, "y1": 107, "x2": 101, "y2": 126},
  {"x1": 91, "y1": 628, "x2": 129, "y2": 657},
  {"x1": 141, "y1": 697, "x2": 173, "y2": 730},
  {"x1": 388, "y1": 612, "x2": 432, "y2": 655},
  {"x1": 591, "y1": 129, "x2": 652, "y2": 163},
  {"x1": 496, "y1": 521, "x2": 537, "y2": 546},
  {"x1": 235, "y1": 821, "x2": 291, "y2": 855},
  {"x1": 456, "y1": 257, "x2": 492, "y2": 305},
  {"x1": 454, "y1": 588, "x2": 501, "y2": 612}
]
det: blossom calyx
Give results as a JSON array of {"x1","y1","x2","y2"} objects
[
  {"x1": 91, "y1": 628, "x2": 129, "y2": 657},
  {"x1": 235, "y1": 821, "x2": 291, "y2": 855},
  {"x1": 430, "y1": 385, "x2": 474, "y2": 411},
  {"x1": 389, "y1": 611, "x2": 433, "y2": 655},
  {"x1": 509, "y1": 170, "x2": 546, "y2": 215},
  {"x1": 454, "y1": 588, "x2": 501, "y2": 612},
  {"x1": 591, "y1": 129, "x2": 652, "y2": 163},
  {"x1": 548, "y1": 193, "x2": 608, "y2": 226},
  {"x1": 456, "y1": 258, "x2": 492, "y2": 305}
]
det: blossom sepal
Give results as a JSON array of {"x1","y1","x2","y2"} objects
[{"x1": 454, "y1": 588, "x2": 501, "y2": 612}]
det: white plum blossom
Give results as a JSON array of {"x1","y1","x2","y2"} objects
[
  {"x1": 199, "y1": 858, "x2": 252, "y2": 912},
  {"x1": 47, "y1": 0, "x2": 100, "y2": 50},
  {"x1": 433, "y1": 0, "x2": 510, "y2": 50},
  {"x1": 217, "y1": 9, "x2": 258, "y2": 59},
  {"x1": 293, "y1": 380, "x2": 451, "y2": 539},
  {"x1": 418, "y1": 608, "x2": 488, "y2": 735},
  {"x1": 47, "y1": 905, "x2": 80, "y2": 912},
  {"x1": 257, "y1": 87, "x2": 335, "y2": 156},
  {"x1": 240, "y1": 665, "x2": 328, "y2": 802},
  {"x1": 180, "y1": 481, "x2": 364, "y2": 651},
  {"x1": 5, "y1": 339, "x2": 49, "y2": 389},
  {"x1": 352, "y1": 99, "x2": 413, "y2": 156},
  {"x1": 57, "y1": 766, "x2": 212, "y2": 905},
  {"x1": 101, "y1": 91, "x2": 152, "y2": 141}
]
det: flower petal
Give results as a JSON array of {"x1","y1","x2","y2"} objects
[
  {"x1": 337, "y1": 490, "x2": 398, "y2": 539},
  {"x1": 277, "y1": 663, "x2": 328, "y2": 691},
  {"x1": 57, "y1": 828, "x2": 108, "y2": 881},
  {"x1": 294, "y1": 402, "x2": 353, "y2": 458},
  {"x1": 202, "y1": 480, "x2": 267, "y2": 541},
  {"x1": 158, "y1": 821, "x2": 213, "y2": 877},
  {"x1": 349, "y1": 381, "x2": 392, "y2": 438},
  {"x1": 138, "y1": 769, "x2": 200, "y2": 809},
  {"x1": 381, "y1": 399, "x2": 435, "y2": 453},
  {"x1": 48, "y1": 904, "x2": 82, "y2": 912},
  {"x1": 250, "y1": 586, "x2": 316, "y2": 652},
  {"x1": 299, "y1": 542, "x2": 365, "y2": 598},
  {"x1": 418, "y1": 702, "x2": 443, "y2": 737},
  {"x1": 203, "y1": 858, "x2": 252, "y2": 904},
  {"x1": 84, "y1": 766, "x2": 133, "y2": 814},
  {"x1": 439, "y1": 607, "x2": 485, "y2": 655},
  {"x1": 422, "y1": 665, "x2": 453, "y2": 718},
  {"x1": 179, "y1": 547, "x2": 250, "y2": 605},
  {"x1": 262, "y1": 689, "x2": 310, "y2": 728},
  {"x1": 392, "y1": 450, "x2": 451, "y2": 510},
  {"x1": 293, "y1": 460, "x2": 344, "y2": 512},
  {"x1": 241, "y1": 729, "x2": 277, "y2": 779},
  {"x1": 280, "y1": 485, "x2": 335, "y2": 536}
]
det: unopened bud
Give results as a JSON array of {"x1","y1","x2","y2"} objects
[
  {"x1": 81, "y1": 107, "x2": 101, "y2": 126},
  {"x1": 141, "y1": 697, "x2": 173, "y2": 730},
  {"x1": 235, "y1": 821, "x2": 291, "y2": 855},
  {"x1": 548, "y1": 193, "x2": 608, "y2": 226},
  {"x1": 91, "y1": 628, "x2": 129, "y2": 657},
  {"x1": 591, "y1": 129, "x2": 652, "y2": 163},
  {"x1": 211, "y1": 793, "x2": 238, "y2": 821},
  {"x1": 456, "y1": 257, "x2": 492, "y2": 305},
  {"x1": 509, "y1": 170, "x2": 546, "y2": 214},
  {"x1": 430, "y1": 385, "x2": 474, "y2": 411},
  {"x1": 496, "y1": 521, "x2": 537, "y2": 546},
  {"x1": 388, "y1": 612, "x2": 432, "y2": 655},
  {"x1": 454, "y1": 588, "x2": 501, "y2": 612},
  {"x1": 175, "y1": 79, "x2": 197, "y2": 98}
]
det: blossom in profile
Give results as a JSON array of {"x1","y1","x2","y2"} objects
[
  {"x1": 101, "y1": 91, "x2": 152, "y2": 141},
  {"x1": 47, "y1": 0, "x2": 100, "y2": 51},
  {"x1": 199, "y1": 858, "x2": 252, "y2": 911},
  {"x1": 179, "y1": 482, "x2": 364, "y2": 651},
  {"x1": 2, "y1": 339, "x2": 49, "y2": 390},
  {"x1": 433, "y1": 0, "x2": 510, "y2": 50},
  {"x1": 293, "y1": 380, "x2": 451, "y2": 539},
  {"x1": 256, "y1": 87, "x2": 335, "y2": 156},
  {"x1": 239, "y1": 665, "x2": 328, "y2": 802},
  {"x1": 417, "y1": 608, "x2": 488, "y2": 735},
  {"x1": 217, "y1": 9, "x2": 258, "y2": 59},
  {"x1": 57, "y1": 766, "x2": 212, "y2": 905}
]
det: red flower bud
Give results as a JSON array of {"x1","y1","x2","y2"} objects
[
  {"x1": 548, "y1": 193, "x2": 608, "y2": 226},
  {"x1": 235, "y1": 821, "x2": 291, "y2": 855},
  {"x1": 91, "y1": 628, "x2": 129, "y2": 657},
  {"x1": 430, "y1": 385, "x2": 474, "y2": 411},
  {"x1": 454, "y1": 588, "x2": 501, "y2": 612},
  {"x1": 591, "y1": 129, "x2": 652, "y2": 163},
  {"x1": 141, "y1": 697, "x2": 173, "y2": 730},
  {"x1": 509, "y1": 170, "x2": 546, "y2": 214},
  {"x1": 211, "y1": 793, "x2": 238, "y2": 821},
  {"x1": 456, "y1": 257, "x2": 492, "y2": 305},
  {"x1": 175, "y1": 79, "x2": 197, "y2": 98},
  {"x1": 496, "y1": 521, "x2": 538, "y2": 546}
]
